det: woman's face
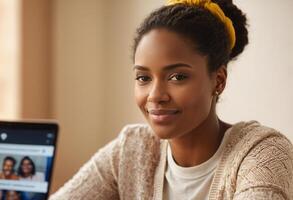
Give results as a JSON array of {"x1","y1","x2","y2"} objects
[
  {"x1": 134, "y1": 29, "x2": 217, "y2": 139},
  {"x1": 21, "y1": 159, "x2": 33, "y2": 175}
]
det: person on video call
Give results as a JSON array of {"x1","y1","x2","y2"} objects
[
  {"x1": 5, "y1": 190, "x2": 22, "y2": 200},
  {"x1": 0, "y1": 156, "x2": 19, "y2": 180},
  {"x1": 50, "y1": 0, "x2": 293, "y2": 199},
  {"x1": 18, "y1": 156, "x2": 45, "y2": 182}
]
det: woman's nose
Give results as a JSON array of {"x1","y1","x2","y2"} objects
[{"x1": 147, "y1": 81, "x2": 170, "y2": 103}]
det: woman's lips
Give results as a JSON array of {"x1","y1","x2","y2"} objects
[{"x1": 147, "y1": 109, "x2": 180, "y2": 124}]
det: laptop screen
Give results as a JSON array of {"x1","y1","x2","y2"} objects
[{"x1": 0, "y1": 121, "x2": 58, "y2": 200}]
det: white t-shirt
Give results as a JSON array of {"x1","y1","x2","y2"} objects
[{"x1": 163, "y1": 129, "x2": 231, "y2": 200}]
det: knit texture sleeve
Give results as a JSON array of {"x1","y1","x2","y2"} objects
[
  {"x1": 234, "y1": 187, "x2": 286, "y2": 200},
  {"x1": 234, "y1": 135, "x2": 293, "y2": 200},
  {"x1": 49, "y1": 132, "x2": 123, "y2": 200}
]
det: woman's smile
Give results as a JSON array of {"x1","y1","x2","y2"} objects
[{"x1": 147, "y1": 108, "x2": 181, "y2": 124}]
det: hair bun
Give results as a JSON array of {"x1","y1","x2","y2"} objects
[{"x1": 213, "y1": 0, "x2": 248, "y2": 60}]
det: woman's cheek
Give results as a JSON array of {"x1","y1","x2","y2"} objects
[{"x1": 134, "y1": 86, "x2": 147, "y2": 109}]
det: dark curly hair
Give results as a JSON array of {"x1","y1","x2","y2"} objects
[
  {"x1": 133, "y1": 0, "x2": 248, "y2": 72},
  {"x1": 3, "y1": 156, "x2": 16, "y2": 165}
]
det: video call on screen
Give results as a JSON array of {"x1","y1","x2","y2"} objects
[{"x1": 0, "y1": 127, "x2": 56, "y2": 200}]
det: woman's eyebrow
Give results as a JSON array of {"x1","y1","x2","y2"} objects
[{"x1": 133, "y1": 63, "x2": 192, "y2": 71}]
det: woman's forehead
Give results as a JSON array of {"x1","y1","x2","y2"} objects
[
  {"x1": 136, "y1": 29, "x2": 193, "y2": 56},
  {"x1": 134, "y1": 29, "x2": 207, "y2": 70}
]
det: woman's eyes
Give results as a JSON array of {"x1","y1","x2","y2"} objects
[
  {"x1": 135, "y1": 73, "x2": 188, "y2": 84},
  {"x1": 169, "y1": 74, "x2": 188, "y2": 81},
  {"x1": 135, "y1": 76, "x2": 151, "y2": 83}
]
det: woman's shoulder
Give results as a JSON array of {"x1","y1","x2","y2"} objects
[
  {"x1": 115, "y1": 124, "x2": 162, "y2": 157},
  {"x1": 94, "y1": 124, "x2": 161, "y2": 160},
  {"x1": 118, "y1": 123, "x2": 160, "y2": 145},
  {"x1": 228, "y1": 120, "x2": 292, "y2": 149},
  {"x1": 229, "y1": 121, "x2": 293, "y2": 198},
  {"x1": 92, "y1": 124, "x2": 161, "y2": 159},
  {"x1": 120, "y1": 123, "x2": 153, "y2": 134},
  {"x1": 232, "y1": 120, "x2": 293, "y2": 163},
  {"x1": 226, "y1": 120, "x2": 293, "y2": 165}
]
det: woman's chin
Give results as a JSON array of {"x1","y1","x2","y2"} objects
[{"x1": 150, "y1": 125, "x2": 178, "y2": 140}]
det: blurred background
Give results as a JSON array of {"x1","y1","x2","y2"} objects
[{"x1": 0, "y1": 0, "x2": 292, "y2": 193}]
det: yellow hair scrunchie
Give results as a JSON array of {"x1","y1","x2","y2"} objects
[{"x1": 167, "y1": 0, "x2": 236, "y2": 50}]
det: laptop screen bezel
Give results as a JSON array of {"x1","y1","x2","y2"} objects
[{"x1": 0, "y1": 120, "x2": 58, "y2": 199}]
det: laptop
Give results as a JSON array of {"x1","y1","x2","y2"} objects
[{"x1": 0, "y1": 120, "x2": 58, "y2": 200}]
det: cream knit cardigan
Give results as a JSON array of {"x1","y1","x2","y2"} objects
[{"x1": 50, "y1": 121, "x2": 293, "y2": 200}]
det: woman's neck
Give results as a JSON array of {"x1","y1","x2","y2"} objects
[{"x1": 169, "y1": 114, "x2": 230, "y2": 167}]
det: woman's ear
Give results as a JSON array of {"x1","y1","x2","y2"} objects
[{"x1": 214, "y1": 65, "x2": 227, "y2": 95}]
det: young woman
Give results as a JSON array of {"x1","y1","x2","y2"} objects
[
  {"x1": 18, "y1": 156, "x2": 45, "y2": 182},
  {"x1": 50, "y1": 0, "x2": 293, "y2": 199}
]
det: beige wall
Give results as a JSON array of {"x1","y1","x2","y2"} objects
[
  {"x1": 51, "y1": 0, "x2": 106, "y2": 191},
  {"x1": 0, "y1": 0, "x2": 21, "y2": 119},
  {"x1": 0, "y1": 0, "x2": 52, "y2": 119},
  {"x1": 21, "y1": 0, "x2": 52, "y2": 119}
]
